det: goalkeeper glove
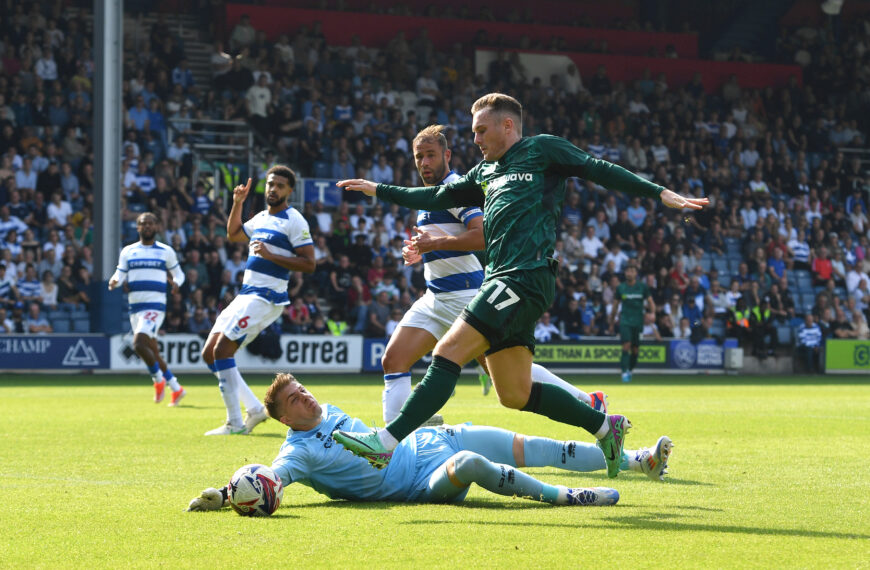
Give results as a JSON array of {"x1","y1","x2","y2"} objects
[{"x1": 186, "y1": 486, "x2": 228, "y2": 512}]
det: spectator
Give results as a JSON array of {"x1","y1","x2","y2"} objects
[
  {"x1": 810, "y1": 246, "x2": 833, "y2": 286},
  {"x1": 796, "y1": 314, "x2": 823, "y2": 373},
  {"x1": 533, "y1": 312, "x2": 562, "y2": 344},
  {"x1": 642, "y1": 311, "x2": 662, "y2": 341},
  {"x1": 187, "y1": 306, "x2": 212, "y2": 337},
  {"x1": 39, "y1": 270, "x2": 57, "y2": 309},
  {"x1": 365, "y1": 290, "x2": 391, "y2": 337},
  {"x1": 750, "y1": 296, "x2": 776, "y2": 357},
  {"x1": 24, "y1": 302, "x2": 52, "y2": 334}
]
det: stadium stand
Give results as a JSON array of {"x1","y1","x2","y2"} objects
[{"x1": 0, "y1": 0, "x2": 867, "y2": 366}]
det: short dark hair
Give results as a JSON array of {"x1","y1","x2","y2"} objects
[
  {"x1": 471, "y1": 93, "x2": 523, "y2": 131},
  {"x1": 267, "y1": 164, "x2": 296, "y2": 189}
]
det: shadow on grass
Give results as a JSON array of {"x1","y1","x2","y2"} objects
[
  {"x1": 287, "y1": 498, "x2": 551, "y2": 511},
  {"x1": 397, "y1": 511, "x2": 867, "y2": 540}
]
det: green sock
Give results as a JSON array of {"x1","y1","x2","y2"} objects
[
  {"x1": 629, "y1": 351, "x2": 638, "y2": 370},
  {"x1": 621, "y1": 351, "x2": 630, "y2": 372},
  {"x1": 386, "y1": 355, "x2": 459, "y2": 441},
  {"x1": 521, "y1": 382, "x2": 606, "y2": 435}
]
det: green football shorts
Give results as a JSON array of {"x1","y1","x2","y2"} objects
[
  {"x1": 619, "y1": 323, "x2": 642, "y2": 345},
  {"x1": 460, "y1": 266, "x2": 554, "y2": 355}
]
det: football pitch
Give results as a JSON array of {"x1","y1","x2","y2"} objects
[{"x1": 1, "y1": 372, "x2": 867, "y2": 568}]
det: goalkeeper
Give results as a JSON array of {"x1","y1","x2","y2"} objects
[{"x1": 188, "y1": 373, "x2": 672, "y2": 511}]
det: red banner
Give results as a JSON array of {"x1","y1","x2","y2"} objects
[
  {"x1": 226, "y1": 4, "x2": 699, "y2": 58},
  {"x1": 258, "y1": 0, "x2": 637, "y2": 27}
]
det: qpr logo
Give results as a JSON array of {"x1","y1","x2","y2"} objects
[{"x1": 673, "y1": 341, "x2": 696, "y2": 369}]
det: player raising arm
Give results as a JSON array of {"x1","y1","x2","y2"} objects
[
  {"x1": 187, "y1": 374, "x2": 673, "y2": 512},
  {"x1": 383, "y1": 125, "x2": 608, "y2": 425},
  {"x1": 336, "y1": 93, "x2": 706, "y2": 476},
  {"x1": 109, "y1": 212, "x2": 187, "y2": 405},
  {"x1": 200, "y1": 167, "x2": 315, "y2": 436}
]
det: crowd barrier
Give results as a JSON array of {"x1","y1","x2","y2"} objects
[{"x1": 1, "y1": 334, "x2": 861, "y2": 374}]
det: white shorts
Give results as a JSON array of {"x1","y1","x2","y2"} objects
[
  {"x1": 130, "y1": 310, "x2": 164, "y2": 339},
  {"x1": 210, "y1": 295, "x2": 284, "y2": 348},
  {"x1": 397, "y1": 290, "x2": 476, "y2": 340}
]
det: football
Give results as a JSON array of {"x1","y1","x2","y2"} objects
[{"x1": 228, "y1": 464, "x2": 284, "y2": 517}]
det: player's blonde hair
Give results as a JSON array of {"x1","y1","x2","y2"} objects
[
  {"x1": 264, "y1": 372, "x2": 298, "y2": 420},
  {"x1": 412, "y1": 124, "x2": 448, "y2": 150},
  {"x1": 471, "y1": 93, "x2": 523, "y2": 134}
]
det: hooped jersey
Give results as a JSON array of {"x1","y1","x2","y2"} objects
[
  {"x1": 111, "y1": 241, "x2": 184, "y2": 313},
  {"x1": 241, "y1": 206, "x2": 313, "y2": 305},
  {"x1": 417, "y1": 171, "x2": 484, "y2": 295}
]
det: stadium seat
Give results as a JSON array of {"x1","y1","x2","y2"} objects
[
  {"x1": 70, "y1": 309, "x2": 89, "y2": 321},
  {"x1": 717, "y1": 273, "x2": 731, "y2": 287},
  {"x1": 776, "y1": 326, "x2": 793, "y2": 345},
  {"x1": 72, "y1": 319, "x2": 90, "y2": 333},
  {"x1": 712, "y1": 257, "x2": 729, "y2": 272},
  {"x1": 313, "y1": 161, "x2": 331, "y2": 179},
  {"x1": 52, "y1": 319, "x2": 71, "y2": 333},
  {"x1": 47, "y1": 310, "x2": 66, "y2": 322},
  {"x1": 121, "y1": 320, "x2": 132, "y2": 334},
  {"x1": 801, "y1": 298, "x2": 815, "y2": 315}
]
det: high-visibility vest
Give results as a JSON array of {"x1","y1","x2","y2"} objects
[
  {"x1": 732, "y1": 309, "x2": 750, "y2": 328},
  {"x1": 327, "y1": 319, "x2": 348, "y2": 336},
  {"x1": 751, "y1": 306, "x2": 771, "y2": 323},
  {"x1": 254, "y1": 161, "x2": 274, "y2": 195},
  {"x1": 219, "y1": 163, "x2": 241, "y2": 193}
]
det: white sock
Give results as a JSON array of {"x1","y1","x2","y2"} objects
[
  {"x1": 530, "y1": 363, "x2": 588, "y2": 402},
  {"x1": 594, "y1": 417, "x2": 610, "y2": 439},
  {"x1": 377, "y1": 428, "x2": 399, "y2": 450},
  {"x1": 554, "y1": 485, "x2": 571, "y2": 505},
  {"x1": 237, "y1": 379, "x2": 263, "y2": 412},
  {"x1": 165, "y1": 375, "x2": 181, "y2": 392},
  {"x1": 216, "y1": 360, "x2": 244, "y2": 426},
  {"x1": 382, "y1": 372, "x2": 412, "y2": 424},
  {"x1": 151, "y1": 372, "x2": 164, "y2": 384},
  {"x1": 625, "y1": 450, "x2": 642, "y2": 472},
  {"x1": 475, "y1": 364, "x2": 487, "y2": 375}
]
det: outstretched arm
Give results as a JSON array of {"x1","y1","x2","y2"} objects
[{"x1": 338, "y1": 174, "x2": 483, "y2": 210}]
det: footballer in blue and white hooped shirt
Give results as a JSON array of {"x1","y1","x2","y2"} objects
[
  {"x1": 379, "y1": 125, "x2": 486, "y2": 425},
  {"x1": 202, "y1": 166, "x2": 316, "y2": 437},
  {"x1": 109, "y1": 211, "x2": 187, "y2": 404}
]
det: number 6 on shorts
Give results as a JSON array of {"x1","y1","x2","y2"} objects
[{"x1": 486, "y1": 280, "x2": 520, "y2": 311}]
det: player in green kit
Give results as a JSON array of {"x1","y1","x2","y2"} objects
[
  {"x1": 608, "y1": 264, "x2": 654, "y2": 383},
  {"x1": 335, "y1": 93, "x2": 708, "y2": 478}
]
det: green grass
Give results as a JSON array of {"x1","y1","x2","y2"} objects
[{"x1": 1, "y1": 373, "x2": 868, "y2": 568}]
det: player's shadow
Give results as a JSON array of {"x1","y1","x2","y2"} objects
[
  {"x1": 399, "y1": 511, "x2": 867, "y2": 540},
  {"x1": 554, "y1": 473, "x2": 712, "y2": 486},
  {"x1": 594, "y1": 513, "x2": 869, "y2": 540},
  {"x1": 288, "y1": 499, "x2": 551, "y2": 511}
]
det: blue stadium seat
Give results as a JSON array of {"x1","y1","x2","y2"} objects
[
  {"x1": 70, "y1": 309, "x2": 89, "y2": 320},
  {"x1": 727, "y1": 257, "x2": 742, "y2": 272},
  {"x1": 711, "y1": 322, "x2": 726, "y2": 338},
  {"x1": 717, "y1": 273, "x2": 731, "y2": 287},
  {"x1": 699, "y1": 257, "x2": 712, "y2": 272},
  {"x1": 800, "y1": 298, "x2": 815, "y2": 315},
  {"x1": 313, "y1": 161, "x2": 331, "y2": 178},
  {"x1": 776, "y1": 326, "x2": 793, "y2": 345},
  {"x1": 72, "y1": 319, "x2": 90, "y2": 333},
  {"x1": 794, "y1": 269, "x2": 811, "y2": 282},
  {"x1": 712, "y1": 257, "x2": 729, "y2": 272},
  {"x1": 121, "y1": 320, "x2": 132, "y2": 333},
  {"x1": 52, "y1": 319, "x2": 71, "y2": 333},
  {"x1": 47, "y1": 310, "x2": 66, "y2": 322}
]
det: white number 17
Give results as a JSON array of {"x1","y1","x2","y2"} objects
[{"x1": 486, "y1": 281, "x2": 520, "y2": 311}]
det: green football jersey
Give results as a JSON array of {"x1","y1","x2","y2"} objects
[
  {"x1": 377, "y1": 134, "x2": 663, "y2": 279},
  {"x1": 616, "y1": 281, "x2": 650, "y2": 327}
]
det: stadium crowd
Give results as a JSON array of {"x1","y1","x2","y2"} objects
[{"x1": 0, "y1": 2, "x2": 868, "y2": 372}]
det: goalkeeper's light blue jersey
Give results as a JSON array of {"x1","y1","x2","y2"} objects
[{"x1": 270, "y1": 404, "x2": 459, "y2": 502}]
